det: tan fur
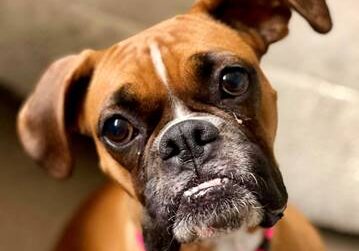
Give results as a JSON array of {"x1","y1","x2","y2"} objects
[
  {"x1": 272, "y1": 205, "x2": 325, "y2": 251},
  {"x1": 54, "y1": 182, "x2": 143, "y2": 251}
]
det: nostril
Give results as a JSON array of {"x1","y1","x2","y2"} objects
[
  {"x1": 159, "y1": 139, "x2": 180, "y2": 160},
  {"x1": 193, "y1": 128, "x2": 206, "y2": 145},
  {"x1": 195, "y1": 125, "x2": 219, "y2": 145}
]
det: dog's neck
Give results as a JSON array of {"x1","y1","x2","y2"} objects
[
  {"x1": 214, "y1": 227, "x2": 264, "y2": 251},
  {"x1": 142, "y1": 213, "x2": 266, "y2": 251}
]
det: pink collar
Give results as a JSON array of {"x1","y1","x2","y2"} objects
[
  {"x1": 136, "y1": 231, "x2": 146, "y2": 251},
  {"x1": 256, "y1": 228, "x2": 274, "y2": 251}
]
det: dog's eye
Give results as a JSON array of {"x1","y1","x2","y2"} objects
[
  {"x1": 220, "y1": 66, "x2": 249, "y2": 96},
  {"x1": 102, "y1": 116, "x2": 134, "y2": 145}
]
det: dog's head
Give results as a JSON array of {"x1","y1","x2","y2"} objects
[{"x1": 17, "y1": 0, "x2": 331, "y2": 244}]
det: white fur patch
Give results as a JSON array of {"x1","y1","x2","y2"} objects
[
  {"x1": 149, "y1": 42, "x2": 189, "y2": 118},
  {"x1": 214, "y1": 227, "x2": 263, "y2": 251},
  {"x1": 149, "y1": 42, "x2": 169, "y2": 88}
]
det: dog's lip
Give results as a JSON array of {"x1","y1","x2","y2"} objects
[{"x1": 183, "y1": 177, "x2": 229, "y2": 198}]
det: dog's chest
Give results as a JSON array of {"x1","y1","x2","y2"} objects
[{"x1": 213, "y1": 228, "x2": 263, "y2": 251}]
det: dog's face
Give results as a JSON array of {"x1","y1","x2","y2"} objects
[
  {"x1": 87, "y1": 17, "x2": 286, "y2": 242},
  {"x1": 17, "y1": 0, "x2": 332, "y2": 245}
]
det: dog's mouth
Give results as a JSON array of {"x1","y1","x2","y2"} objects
[
  {"x1": 183, "y1": 177, "x2": 229, "y2": 200},
  {"x1": 172, "y1": 176, "x2": 264, "y2": 243}
]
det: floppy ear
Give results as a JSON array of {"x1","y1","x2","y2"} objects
[
  {"x1": 17, "y1": 50, "x2": 99, "y2": 178},
  {"x1": 191, "y1": 0, "x2": 332, "y2": 52}
]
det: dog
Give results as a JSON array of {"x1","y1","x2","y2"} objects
[{"x1": 17, "y1": 0, "x2": 332, "y2": 250}]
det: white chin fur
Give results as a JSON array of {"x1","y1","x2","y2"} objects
[{"x1": 173, "y1": 191, "x2": 263, "y2": 243}]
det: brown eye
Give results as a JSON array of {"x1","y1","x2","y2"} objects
[
  {"x1": 220, "y1": 66, "x2": 250, "y2": 96},
  {"x1": 102, "y1": 116, "x2": 134, "y2": 145}
]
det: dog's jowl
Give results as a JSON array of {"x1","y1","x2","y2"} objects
[{"x1": 17, "y1": 1, "x2": 332, "y2": 251}]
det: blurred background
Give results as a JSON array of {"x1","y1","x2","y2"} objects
[{"x1": 0, "y1": 0, "x2": 358, "y2": 250}]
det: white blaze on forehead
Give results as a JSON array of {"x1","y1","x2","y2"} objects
[
  {"x1": 149, "y1": 42, "x2": 189, "y2": 118},
  {"x1": 149, "y1": 42, "x2": 169, "y2": 87}
]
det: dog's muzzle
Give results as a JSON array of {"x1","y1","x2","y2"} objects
[{"x1": 144, "y1": 114, "x2": 287, "y2": 243}]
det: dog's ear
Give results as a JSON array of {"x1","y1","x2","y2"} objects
[
  {"x1": 191, "y1": 0, "x2": 332, "y2": 52},
  {"x1": 17, "y1": 50, "x2": 99, "y2": 178}
]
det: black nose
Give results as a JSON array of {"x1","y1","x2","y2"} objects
[{"x1": 159, "y1": 120, "x2": 219, "y2": 163}]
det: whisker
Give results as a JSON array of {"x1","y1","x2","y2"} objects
[{"x1": 249, "y1": 173, "x2": 259, "y2": 187}]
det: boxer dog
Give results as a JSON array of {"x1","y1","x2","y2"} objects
[{"x1": 17, "y1": 0, "x2": 332, "y2": 250}]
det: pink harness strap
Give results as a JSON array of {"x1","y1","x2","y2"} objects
[
  {"x1": 264, "y1": 228, "x2": 274, "y2": 239},
  {"x1": 136, "y1": 231, "x2": 146, "y2": 251},
  {"x1": 256, "y1": 227, "x2": 275, "y2": 251}
]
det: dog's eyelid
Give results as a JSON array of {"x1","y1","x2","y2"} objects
[
  {"x1": 97, "y1": 113, "x2": 145, "y2": 153},
  {"x1": 190, "y1": 51, "x2": 256, "y2": 79},
  {"x1": 96, "y1": 108, "x2": 145, "y2": 140},
  {"x1": 219, "y1": 58, "x2": 255, "y2": 73}
]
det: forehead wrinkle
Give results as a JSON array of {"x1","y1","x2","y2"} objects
[
  {"x1": 99, "y1": 43, "x2": 152, "y2": 87},
  {"x1": 97, "y1": 40, "x2": 170, "y2": 107}
]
